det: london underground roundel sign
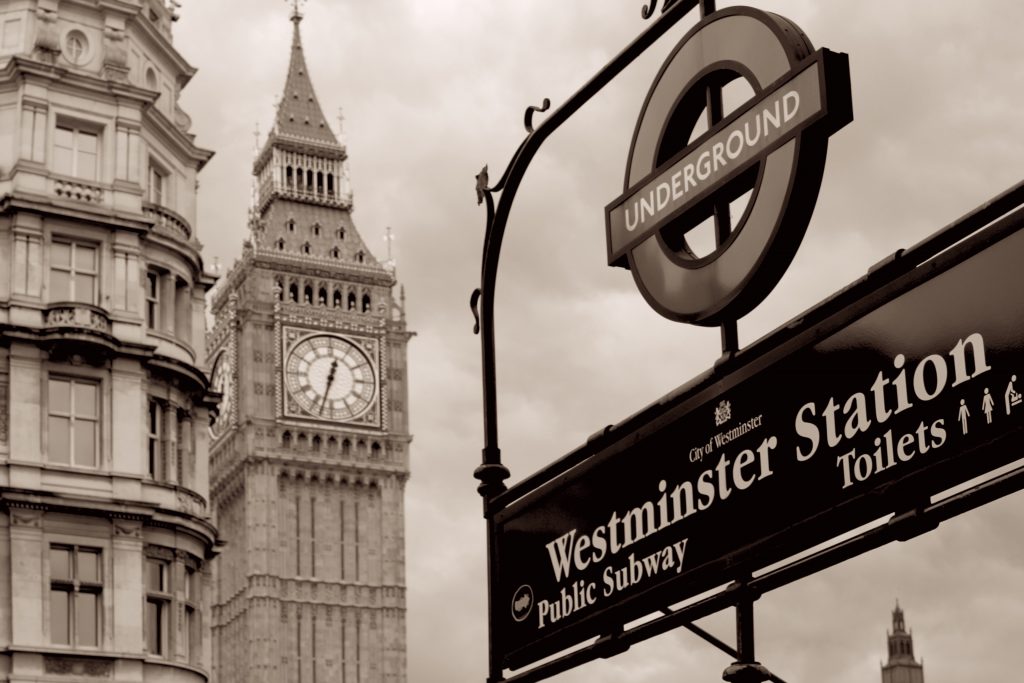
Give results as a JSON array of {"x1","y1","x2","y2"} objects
[{"x1": 605, "y1": 7, "x2": 852, "y2": 325}]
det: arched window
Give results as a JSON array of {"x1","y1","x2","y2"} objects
[
  {"x1": 356, "y1": 251, "x2": 365, "y2": 263},
  {"x1": 307, "y1": 169, "x2": 314, "y2": 190},
  {"x1": 333, "y1": 290, "x2": 342, "y2": 307},
  {"x1": 297, "y1": 433, "x2": 308, "y2": 449},
  {"x1": 357, "y1": 439, "x2": 367, "y2": 455},
  {"x1": 342, "y1": 438, "x2": 351, "y2": 456},
  {"x1": 303, "y1": 285, "x2": 313, "y2": 304},
  {"x1": 337, "y1": 227, "x2": 345, "y2": 240},
  {"x1": 289, "y1": 283, "x2": 299, "y2": 302},
  {"x1": 286, "y1": 219, "x2": 295, "y2": 233},
  {"x1": 296, "y1": 168, "x2": 304, "y2": 191},
  {"x1": 282, "y1": 431, "x2": 292, "y2": 448},
  {"x1": 371, "y1": 442, "x2": 382, "y2": 459},
  {"x1": 327, "y1": 173, "x2": 334, "y2": 196},
  {"x1": 330, "y1": 247, "x2": 340, "y2": 259},
  {"x1": 327, "y1": 436, "x2": 338, "y2": 454},
  {"x1": 318, "y1": 287, "x2": 328, "y2": 305},
  {"x1": 347, "y1": 292, "x2": 356, "y2": 310},
  {"x1": 286, "y1": 166, "x2": 294, "y2": 188},
  {"x1": 276, "y1": 238, "x2": 285, "y2": 251},
  {"x1": 302, "y1": 242, "x2": 311, "y2": 255},
  {"x1": 312, "y1": 435, "x2": 321, "y2": 452},
  {"x1": 275, "y1": 277, "x2": 284, "y2": 300},
  {"x1": 362, "y1": 294, "x2": 371, "y2": 313},
  {"x1": 313, "y1": 223, "x2": 321, "y2": 237},
  {"x1": 316, "y1": 171, "x2": 324, "y2": 195}
]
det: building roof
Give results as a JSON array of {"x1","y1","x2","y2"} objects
[{"x1": 272, "y1": 9, "x2": 339, "y2": 146}]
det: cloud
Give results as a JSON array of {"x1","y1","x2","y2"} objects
[{"x1": 174, "y1": 2, "x2": 1024, "y2": 682}]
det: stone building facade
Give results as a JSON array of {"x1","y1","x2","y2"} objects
[
  {"x1": 208, "y1": 8, "x2": 412, "y2": 683},
  {"x1": 0, "y1": 1, "x2": 218, "y2": 682}
]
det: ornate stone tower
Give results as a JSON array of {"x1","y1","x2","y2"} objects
[
  {"x1": 208, "y1": 7, "x2": 411, "y2": 683},
  {"x1": 881, "y1": 603, "x2": 925, "y2": 683},
  {"x1": 0, "y1": 1, "x2": 218, "y2": 682}
]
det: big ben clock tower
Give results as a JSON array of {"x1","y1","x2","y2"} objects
[{"x1": 208, "y1": 6, "x2": 412, "y2": 683}]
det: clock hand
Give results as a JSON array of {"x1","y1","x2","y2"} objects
[{"x1": 320, "y1": 359, "x2": 339, "y2": 415}]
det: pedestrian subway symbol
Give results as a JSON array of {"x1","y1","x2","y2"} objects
[
  {"x1": 511, "y1": 585, "x2": 534, "y2": 623},
  {"x1": 605, "y1": 7, "x2": 852, "y2": 325}
]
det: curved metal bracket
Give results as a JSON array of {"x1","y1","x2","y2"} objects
[
  {"x1": 524, "y1": 98, "x2": 551, "y2": 133},
  {"x1": 473, "y1": 0, "x2": 703, "y2": 506}
]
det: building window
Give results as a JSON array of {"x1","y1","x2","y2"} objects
[
  {"x1": 48, "y1": 378, "x2": 99, "y2": 468},
  {"x1": 51, "y1": 241, "x2": 98, "y2": 304},
  {"x1": 146, "y1": 557, "x2": 170, "y2": 656},
  {"x1": 145, "y1": 271, "x2": 160, "y2": 328},
  {"x1": 148, "y1": 400, "x2": 162, "y2": 479},
  {"x1": 148, "y1": 164, "x2": 167, "y2": 205},
  {"x1": 184, "y1": 566, "x2": 200, "y2": 663},
  {"x1": 50, "y1": 545, "x2": 102, "y2": 647},
  {"x1": 63, "y1": 30, "x2": 89, "y2": 65},
  {"x1": 54, "y1": 125, "x2": 98, "y2": 181}
]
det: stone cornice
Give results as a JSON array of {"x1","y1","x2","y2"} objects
[
  {"x1": 143, "y1": 100, "x2": 215, "y2": 171},
  {"x1": 125, "y1": 4, "x2": 197, "y2": 87},
  {"x1": 1, "y1": 55, "x2": 154, "y2": 106}
]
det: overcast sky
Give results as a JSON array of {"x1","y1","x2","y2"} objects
[{"x1": 174, "y1": 2, "x2": 1024, "y2": 682}]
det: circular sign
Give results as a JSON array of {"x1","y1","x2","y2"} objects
[
  {"x1": 605, "y1": 7, "x2": 851, "y2": 325},
  {"x1": 511, "y1": 584, "x2": 534, "y2": 623}
]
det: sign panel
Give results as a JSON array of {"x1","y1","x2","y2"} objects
[
  {"x1": 605, "y1": 7, "x2": 852, "y2": 325},
  {"x1": 607, "y1": 55, "x2": 829, "y2": 262},
  {"x1": 495, "y1": 217, "x2": 1024, "y2": 669}
]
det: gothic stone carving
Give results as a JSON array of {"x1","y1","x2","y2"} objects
[
  {"x1": 44, "y1": 655, "x2": 114, "y2": 677},
  {"x1": 102, "y1": 26, "x2": 129, "y2": 83},
  {"x1": 10, "y1": 507, "x2": 43, "y2": 528},
  {"x1": 34, "y1": 9, "x2": 60, "y2": 62},
  {"x1": 112, "y1": 518, "x2": 142, "y2": 538}
]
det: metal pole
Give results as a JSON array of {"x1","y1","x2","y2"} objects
[
  {"x1": 722, "y1": 579, "x2": 770, "y2": 683},
  {"x1": 699, "y1": 0, "x2": 740, "y2": 358}
]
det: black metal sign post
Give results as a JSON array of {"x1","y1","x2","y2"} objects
[
  {"x1": 473, "y1": 2, "x2": 855, "y2": 682},
  {"x1": 472, "y1": 3, "x2": 707, "y2": 677}
]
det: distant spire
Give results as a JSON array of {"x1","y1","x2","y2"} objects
[
  {"x1": 288, "y1": 0, "x2": 306, "y2": 21},
  {"x1": 882, "y1": 601, "x2": 924, "y2": 683},
  {"x1": 383, "y1": 226, "x2": 396, "y2": 271},
  {"x1": 892, "y1": 601, "x2": 906, "y2": 634},
  {"x1": 249, "y1": 123, "x2": 260, "y2": 216}
]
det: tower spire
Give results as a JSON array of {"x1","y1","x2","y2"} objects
[
  {"x1": 272, "y1": 0, "x2": 338, "y2": 146},
  {"x1": 881, "y1": 602, "x2": 924, "y2": 683}
]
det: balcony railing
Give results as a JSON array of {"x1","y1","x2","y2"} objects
[
  {"x1": 143, "y1": 202, "x2": 192, "y2": 243},
  {"x1": 44, "y1": 302, "x2": 111, "y2": 334},
  {"x1": 53, "y1": 178, "x2": 104, "y2": 204}
]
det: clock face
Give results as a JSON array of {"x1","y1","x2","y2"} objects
[
  {"x1": 284, "y1": 334, "x2": 377, "y2": 421},
  {"x1": 209, "y1": 350, "x2": 233, "y2": 437}
]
